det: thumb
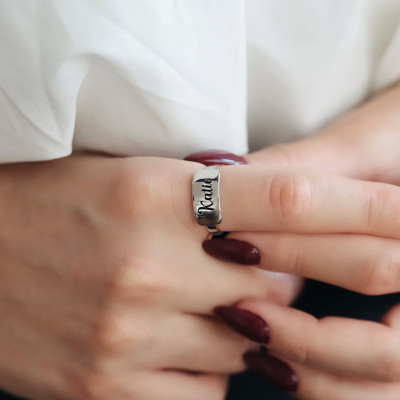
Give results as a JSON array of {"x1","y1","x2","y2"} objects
[
  {"x1": 244, "y1": 131, "x2": 362, "y2": 178},
  {"x1": 246, "y1": 83, "x2": 400, "y2": 182}
]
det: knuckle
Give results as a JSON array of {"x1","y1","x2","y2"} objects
[
  {"x1": 89, "y1": 246, "x2": 178, "y2": 304},
  {"x1": 289, "y1": 317, "x2": 320, "y2": 365},
  {"x1": 85, "y1": 255, "x2": 178, "y2": 349},
  {"x1": 365, "y1": 185, "x2": 393, "y2": 230},
  {"x1": 109, "y1": 158, "x2": 191, "y2": 221},
  {"x1": 93, "y1": 315, "x2": 128, "y2": 355},
  {"x1": 86, "y1": 239, "x2": 179, "y2": 304},
  {"x1": 268, "y1": 172, "x2": 312, "y2": 222},
  {"x1": 366, "y1": 189, "x2": 381, "y2": 229},
  {"x1": 71, "y1": 370, "x2": 111, "y2": 400},
  {"x1": 362, "y1": 255, "x2": 399, "y2": 295},
  {"x1": 113, "y1": 252, "x2": 179, "y2": 301},
  {"x1": 108, "y1": 159, "x2": 153, "y2": 220},
  {"x1": 290, "y1": 338, "x2": 312, "y2": 365},
  {"x1": 285, "y1": 246, "x2": 304, "y2": 276},
  {"x1": 91, "y1": 310, "x2": 147, "y2": 356}
]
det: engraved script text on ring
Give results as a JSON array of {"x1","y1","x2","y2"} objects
[{"x1": 198, "y1": 178, "x2": 215, "y2": 215}]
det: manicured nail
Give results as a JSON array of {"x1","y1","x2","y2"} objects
[
  {"x1": 203, "y1": 238, "x2": 261, "y2": 265},
  {"x1": 244, "y1": 351, "x2": 299, "y2": 392},
  {"x1": 214, "y1": 306, "x2": 270, "y2": 343},
  {"x1": 184, "y1": 150, "x2": 247, "y2": 166}
]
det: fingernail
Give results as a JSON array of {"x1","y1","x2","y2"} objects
[
  {"x1": 214, "y1": 306, "x2": 270, "y2": 343},
  {"x1": 244, "y1": 351, "x2": 299, "y2": 392},
  {"x1": 203, "y1": 238, "x2": 261, "y2": 265},
  {"x1": 184, "y1": 150, "x2": 247, "y2": 166}
]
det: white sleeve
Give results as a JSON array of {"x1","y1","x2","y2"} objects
[
  {"x1": 0, "y1": 0, "x2": 248, "y2": 163},
  {"x1": 0, "y1": 1, "x2": 89, "y2": 163},
  {"x1": 375, "y1": 24, "x2": 400, "y2": 90}
]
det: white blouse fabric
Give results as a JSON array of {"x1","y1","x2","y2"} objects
[{"x1": 0, "y1": 0, "x2": 400, "y2": 163}]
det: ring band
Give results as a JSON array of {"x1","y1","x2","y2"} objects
[{"x1": 192, "y1": 166, "x2": 222, "y2": 234}]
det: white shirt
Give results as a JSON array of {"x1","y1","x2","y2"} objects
[{"x1": 1, "y1": 0, "x2": 399, "y2": 163}]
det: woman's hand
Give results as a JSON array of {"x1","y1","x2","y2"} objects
[
  {"x1": 0, "y1": 155, "x2": 299, "y2": 400},
  {"x1": 3, "y1": 77, "x2": 398, "y2": 400},
  {"x1": 215, "y1": 163, "x2": 400, "y2": 293},
  {"x1": 207, "y1": 81, "x2": 400, "y2": 399},
  {"x1": 216, "y1": 299, "x2": 400, "y2": 400},
  {"x1": 246, "y1": 80, "x2": 400, "y2": 184},
  {"x1": 209, "y1": 162, "x2": 400, "y2": 399}
]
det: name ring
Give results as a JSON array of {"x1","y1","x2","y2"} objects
[{"x1": 192, "y1": 166, "x2": 222, "y2": 234}]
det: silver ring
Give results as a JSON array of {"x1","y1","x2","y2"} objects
[{"x1": 192, "y1": 166, "x2": 222, "y2": 234}]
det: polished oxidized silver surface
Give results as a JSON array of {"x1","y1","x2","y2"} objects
[{"x1": 192, "y1": 166, "x2": 222, "y2": 234}]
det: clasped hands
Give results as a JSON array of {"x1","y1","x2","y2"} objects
[
  {"x1": 0, "y1": 83, "x2": 399, "y2": 400},
  {"x1": 210, "y1": 81, "x2": 400, "y2": 399}
]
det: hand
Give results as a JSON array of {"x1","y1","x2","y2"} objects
[
  {"x1": 200, "y1": 161, "x2": 400, "y2": 398},
  {"x1": 207, "y1": 81, "x2": 400, "y2": 399},
  {"x1": 215, "y1": 299, "x2": 400, "y2": 400},
  {"x1": 0, "y1": 155, "x2": 299, "y2": 400},
  {"x1": 246, "y1": 80, "x2": 400, "y2": 184},
  {"x1": 204, "y1": 81, "x2": 400, "y2": 294}
]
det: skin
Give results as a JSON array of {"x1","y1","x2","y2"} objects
[
  {"x1": 0, "y1": 155, "x2": 300, "y2": 400},
  {"x1": 227, "y1": 81, "x2": 400, "y2": 399},
  {"x1": 0, "y1": 80, "x2": 398, "y2": 400}
]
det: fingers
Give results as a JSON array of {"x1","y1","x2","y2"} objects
[
  {"x1": 294, "y1": 364, "x2": 400, "y2": 400},
  {"x1": 223, "y1": 299, "x2": 400, "y2": 382},
  {"x1": 245, "y1": 352, "x2": 400, "y2": 400},
  {"x1": 138, "y1": 371, "x2": 228, "y2": 400},
  {"x1": 174, "y1": 251, "x2": 301, "y2": 314},
  {"x1": 102, "y1": 370, "x2": 228, "y2": 400},
  {"x1": 218, "y1": 165, "x2": 400, "y2": 239},
  {"x1": 136, "y1": 231, "x2": 300, "y2": 314},
  {"x1": 246, "y1": 82, "x2": 400, "y2": 184},
  {"x1": 153, "y1": 313, "x2": 256, "y2": 373},
  {"x1": 228, "y1": 232, "x2": 400, "y2": 295}
]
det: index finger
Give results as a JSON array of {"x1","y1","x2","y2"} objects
[{"x1": 219, "y1": 165, "x2": 400, "y2": 238}]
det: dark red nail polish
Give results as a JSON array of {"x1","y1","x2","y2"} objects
[
  {"x1": 214, "y1": 306, "x2": 270, "y2": 343},
  {"x1": 203, "y1": 238, "x2": 260, "y2": 265},
  {"x1": 244, "y1": 351, "x2": 299, "y2": 392},
  {"x1": 184, "y1": 150, "x2": 247, "y2": 166}
]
